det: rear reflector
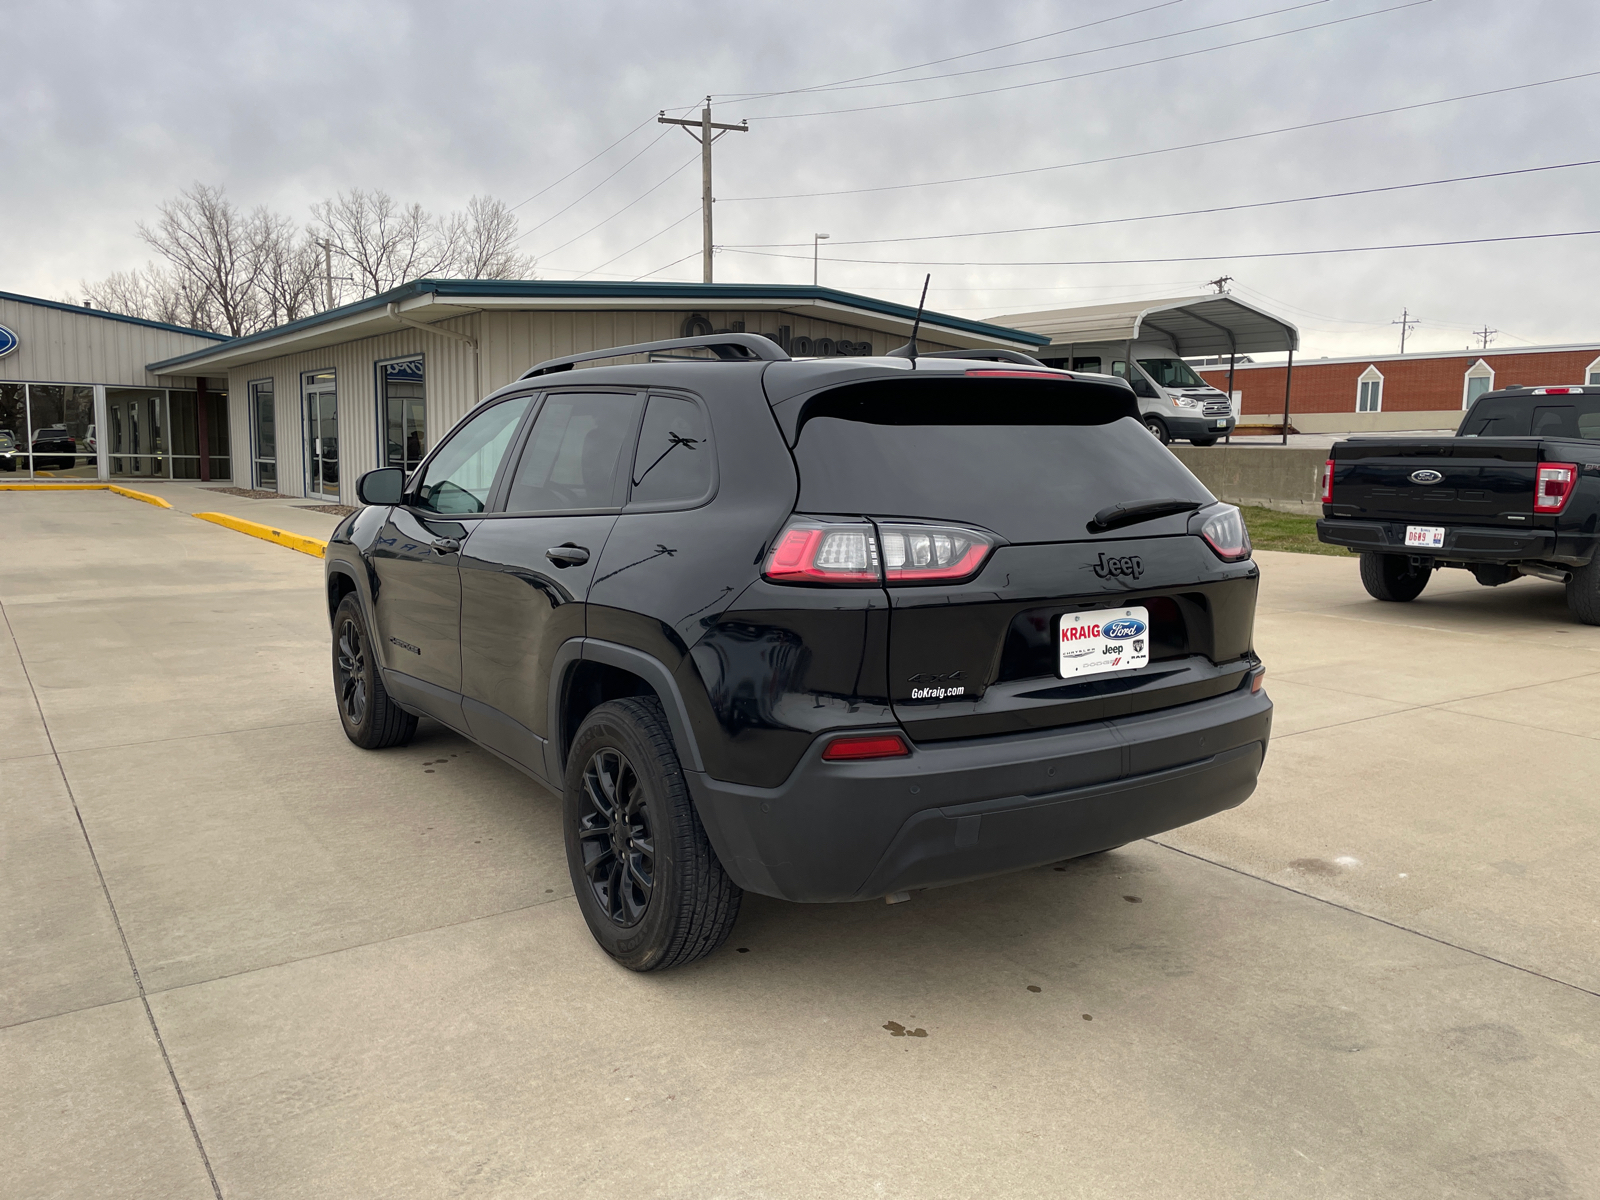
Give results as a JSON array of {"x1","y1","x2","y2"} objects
[
  {"x1": 1321, "y1": 458, "x2": 1335, "y2": 504},
  {"x1": 1534, "y1": 462, "x2": 1578, "y2": 513},
  {"x1": 821, "y1": 733, "x2": 911, "y2": 761},
  {"x1": 1251, "y1": 669, "x2": 1266, "y2": 694}
]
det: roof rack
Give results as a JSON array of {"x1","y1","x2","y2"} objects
[
  {"x1": 920, "y1": 348, "x2": 1046, "y2": 366},
  {"x1": 520, "y1": 332, "x2": 790, "y2": 379}
]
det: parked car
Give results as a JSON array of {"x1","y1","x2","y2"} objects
[
  {"x1": 1037, "y1": 342, "x2": 1237, "y2": 445},
  {"x1": 1317, "y1": 384, "x2": 1600, "y2": 623},
  {"x1": 0, "y1": 429, "x2": 16, "y2": 471},
  {"x1": 30, "y1": 426, "x2": 77, "y2": 471},
  {"x1": 324, "y1": 335, "x2": 1273, "y2": 970}
]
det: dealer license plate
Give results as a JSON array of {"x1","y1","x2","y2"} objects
[
  {"x1": 1059, "y1": 606, "x2": 1151, "y2": 679},
  {"x1": 1214, "y1": 419, "x2": 1228, "y2": 428},
  {"x1": 1405, "y1": 525, "x2": 1446, "y2": 549}
]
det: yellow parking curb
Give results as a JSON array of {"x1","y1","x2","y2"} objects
[
  {"x1": 0, "y1": 482, "x2": 172, "y2": 508},
  {"x1": 192, "y1": 512, "x2": 327, "y2": 559}
]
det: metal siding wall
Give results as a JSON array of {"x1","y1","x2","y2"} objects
[{"x1": 0, "y1": 297, "x2": 219, "y2": 386}]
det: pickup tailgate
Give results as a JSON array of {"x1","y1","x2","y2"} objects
[{"x1": 1326, "y1": 438, "x2": 1539, "y2": 521}]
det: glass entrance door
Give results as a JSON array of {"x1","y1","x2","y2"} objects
[
  {"x1": 108, "y1": 389, "x2": 166, "y2": 477},
  {"x1": 250, "y1": 381, "x2": 277, "y2": 490},
  {"x1": 303, "y1": 371, "x2": 338, "y2": 499}
]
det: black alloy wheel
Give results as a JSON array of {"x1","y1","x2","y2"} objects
[
  {"x1": 576, "y1": 747, "x2": 656, "y2": 928},
  {"x1": 1143, "y1": 416, "x2": 1171, "y2": 444},
  {"x1": 330, "y1": 594, "x2": 417, "y2": 749},
  {"x1": 563, "y1": 697, "x2": 741, "y2": 971}
]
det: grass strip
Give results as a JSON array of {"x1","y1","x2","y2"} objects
[{"x1": 1242, "y1": 505, "x2": 1351, "y2": 556}]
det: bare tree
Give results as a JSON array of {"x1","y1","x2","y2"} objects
[
  {"x1": 444, "y1": 195, "x2": 537, "y2": 279},
  {"x1": 310, "y1": 189, "x2": 456, "y2": 298},
  {"x1": 256, "y1": 212, "x2": 323, "y2": 325},
  {"x1": 138, "y1": 184, "x2": 267, "y2": 337},
  {"x1": 80, "y1": 264, "x2": 215, "y2": 331}
]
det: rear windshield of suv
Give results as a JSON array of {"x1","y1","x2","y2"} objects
[
  {"x1": 1460, "y1": 394, "x2": 1600, "y2": 439},
  {"x1": 792, "y1": 378, "x2": 1212, "y2": 543}
]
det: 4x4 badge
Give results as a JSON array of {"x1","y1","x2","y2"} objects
[{"x1": 1093, "y1": 552, "x2": 1143, "y2": 580}]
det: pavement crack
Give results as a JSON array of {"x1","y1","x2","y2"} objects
[
  {"x1": 1146, "y1": 837, "x2": 1600, "y2": 1001},
  {"x1": 1, "y1": 598, "x2": 227, "y2": 1200}
]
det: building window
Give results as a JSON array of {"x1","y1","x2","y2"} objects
[
  {"x1": 380, "y1": 356, "x2": 426, "y2": 474},
  {"x1": 249, "y1": 379, "x2": 276, "y2": 491},
  {"x1": 1357, "y1": 366, "x2": 1383, "y2": 413},
  {"x1": 303, "y1": 370, "x2": 338, "y2": 499},
  {"x1": 1587, "y1": 355, "x2": 1600, "y2": 387},
  {"x1": 1463, "y1": 359, "x2": 1494, "y2": 410}
]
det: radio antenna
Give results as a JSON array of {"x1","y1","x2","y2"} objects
[{"x1": 889, "y1": 274, "x2": 931, "y2": 367}]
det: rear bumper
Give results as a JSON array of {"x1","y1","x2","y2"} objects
[
  {"x1": 1316, "y1": 518, "x2": 1593, "y2": 564},
  {"x1": 688, "y1": 681, "x2": 1271, "y2": 903}
]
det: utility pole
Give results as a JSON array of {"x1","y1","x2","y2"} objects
[
  {"x1": 1393, "y1": 308, "x2": 1419, "y2": 354},
  {"x1": 813, "y1": 233, "x2": 830, "y2": 286},
  {"x1": 1206, "y1": 275, "x2": 1234, "y2": 294},
  {"x1": 319, "y1": 239, "x2": 334, "y2": 311},
  {"x1": 659, "y1": 98, "x2": 748, "y2": 284},
  {"x1": 1474, "y1": 325, "x2": 1498, "y2": 350}
]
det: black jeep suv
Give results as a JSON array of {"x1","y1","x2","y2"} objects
[{"x1": 325, "y1": 333, "x2": 1272, "y2": 971}]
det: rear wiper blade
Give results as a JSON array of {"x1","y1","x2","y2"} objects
[{"x1": 1088, "y1": 497, "x2": 1203, "y2": 533}]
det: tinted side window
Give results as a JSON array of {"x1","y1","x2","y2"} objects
[
  {"x1": 630, "y1": 394, "x2": 712, "y2": 506},
  {"x1": 505, "y1": 391, "x2": 643, "y2": 513},
  {"x1": 414, "y1": 395, "x2": 532, "y2": 514}
]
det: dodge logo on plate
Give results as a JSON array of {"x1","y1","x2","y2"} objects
[{"x1": 1409, "y1": 469, "x2": 1444, "y2": 485}]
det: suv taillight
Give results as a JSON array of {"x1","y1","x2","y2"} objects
[
  {"x1": 763, "y1": 518, "x2": 996, "y2": 585},
  {"x1": 1194, "y1": 504, "x2": 1252, "y2": 561},
  {"x1": 1534, "y1": 462, "x2": 1578, "y2": 513},
  {"x1": 1321, "y1": 458, "x2": 1335, "y2": 504}
]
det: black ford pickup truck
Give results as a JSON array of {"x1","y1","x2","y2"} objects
[{"x1": 1317, "y1": 385, "x2": 1600, "y2": 624}]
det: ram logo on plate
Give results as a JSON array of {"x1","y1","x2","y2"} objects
[{"x1": 1409, "y1": 469, "x2": 1444, "y2": 485}]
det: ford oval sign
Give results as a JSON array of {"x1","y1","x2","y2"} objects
[
  {"x1": 1102, "y1": 618, "x2": 1147, "y2": 640},
  {"x1": 1409, "y1": 469, "x2": 1444, "y2": 485},
  {"x1": 0, "y1": 323, "x2": 16, "y2": 360}
]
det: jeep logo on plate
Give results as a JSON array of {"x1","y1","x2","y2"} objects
[
  {"x1": 1093, "y1": 552, "x2": 1143, "y2": 580},
  {"x1": 1409, "y1": 469, "x2": 1444, "y2": 485}
]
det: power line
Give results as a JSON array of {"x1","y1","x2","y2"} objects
[
  {"x1": 732, "y1": 0, "x2": 1332, "y2": 103},
  {"x1": 721, "y1": 228, "x2": 1600, "y2": 268},
  {"x1": 722, "y1": 69, "x2": 1600, "y2": 202},
  {"x1": 518, "y1": 122, "x2": 685, "y2": 241},
  {"x1": 507, "y1": 115, "x2": 657, "y2": 214},
  {"x1": 748, "y1": 1, "x2": 1429, "y2": 121},
  {"x1": 536, "y1": 152, "x2": 703, "y2": 259},
  {"x1": 574, "y1": 207, "x2": 700, "y2": 280},
  {"x1": 632, "y1": 251, "x2": 703, "y2": 281},
  {"x1": 710, "y1": 0, "x2": 1191, "y2": 103},
  {"x1": 726, "y1": 160, "x2": 1600, "y2": 248}
]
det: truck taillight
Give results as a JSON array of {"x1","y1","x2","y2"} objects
[
  {"x1": 763, "y1": 518, "x2": 996, "y2": 585},
  {"x1": 1321, "y1": 458, "x2": 1335, "y2": 504},
  {"x1": 1534, "y1": 462, "x2": 1578, "y2": 513},
  {"x1": 763, "y1": 521, "x2": 880, "y2": 584}
]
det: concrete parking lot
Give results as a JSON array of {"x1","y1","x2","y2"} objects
[{"x1": 3, "y1": 488, "x2": 1598, "y2": 1200}]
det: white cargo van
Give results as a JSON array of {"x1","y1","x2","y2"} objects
[{"x1": 1037, "y1": 341, "x2": 1236, "y2": 445}]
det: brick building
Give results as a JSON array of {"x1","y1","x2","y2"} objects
[{"x1": 1197, "y1": 343, "x2": 1600, "y2": 434}]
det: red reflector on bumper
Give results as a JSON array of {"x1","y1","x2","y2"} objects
[
  {"x1": 1251, "y1": 670, "x2": 1266, "y2": 694},
  {"x1": 821, "y1": 733, "x2": 911, "y2": 761}
]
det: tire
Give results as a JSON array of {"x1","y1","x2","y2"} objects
[
  {"x1": 1566, "y1": 557, "x2": 1600, "y2": 625},
  {"x1": 331, "y1": 594, "x2": 417, "y2": 749},
  {"x1": 1189, "y1": 437, "x2": 1218, "y2": 447},
  {"x1": 564, "y1": 697, "x2": 741, "y2": 971},
  {"x1": 1359, "y1": 552, "x2": 1431, "y2": 602},
  {"x1": 1143, "y1": 416, "x2": 1171, "y2": 444}
]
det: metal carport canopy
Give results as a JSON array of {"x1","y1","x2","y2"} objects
[{"x1": 988, "y1": 293, "x2": 1299, "y2": 356}]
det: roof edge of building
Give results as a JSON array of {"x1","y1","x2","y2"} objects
[
  {"x1": 0, "y1": 289, "x2": 230, "y2": 342},
  {"x1": 1196, "y1": 342, "x2": 1600, "y2": 371}
]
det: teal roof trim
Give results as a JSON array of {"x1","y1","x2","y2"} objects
[
  {"x1": 146, "y1": 278, "x2": 1048, "y2": 371},
  {"x1": 0, "y1": 289, "x2": 229, "y2": 341}
]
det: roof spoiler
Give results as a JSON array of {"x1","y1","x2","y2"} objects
[
  {"x1": 919, "y1": 349, "x2": 1046, "y2": 366},
  {"x1": 520, "y1": 332, "x2": 790, "y2": 379}
]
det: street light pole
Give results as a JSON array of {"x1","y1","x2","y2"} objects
[{"x1": 813, "y1": 233, "x2": 829, "y2": 286}]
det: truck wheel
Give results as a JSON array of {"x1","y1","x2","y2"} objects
[
  {"x1": 1359, "y1": 552, "x2": 1430, "y2": 602},
  {"x1": 1143, "y1": 416, "x2": 1171, "y2": 444},
  {"x1": 564, "y1": 697, "x2": 741, "y2": 971},
  {"x1": 1566, "y1": 557, "x2": 1600, "y2": 625},
  {"x1": 331, "y1": 595, "x2": 417, "y2": 748}
]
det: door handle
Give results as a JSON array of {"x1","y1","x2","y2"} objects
[
  {"x1": 429, "y1": 538, "x2": 461, "y2": 555},
  {"x1": 545, "y1": 544, "x2": 591, "y2": 566}
]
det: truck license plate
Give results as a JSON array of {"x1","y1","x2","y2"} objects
[
  {"x1": 1059, "y1": 607, "x2": 1150, "y2": 679},
  {"x1": 1405, "y1": 525, "x2": 1446, "y2": 549},
  {"x1": 1214, "y1": 419, "x2": 1228, "y2": 428}
]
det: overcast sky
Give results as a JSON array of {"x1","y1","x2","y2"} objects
[{"x1": 5, "y1": 0, "x2": 1597, "y2": 357}]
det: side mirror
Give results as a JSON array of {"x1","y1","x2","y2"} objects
[{"x1": 356, "y1": 467, "x2": 404, "y2": 506}]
